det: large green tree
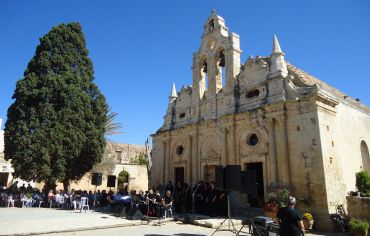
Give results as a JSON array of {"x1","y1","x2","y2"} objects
[{"x1": 4, "y1": 22, "x2": 108, "y2": 190}]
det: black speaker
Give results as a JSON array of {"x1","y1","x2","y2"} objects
[
  {"x1": 223, "y1": 165, "x2": 241, "y2": 191},
  {"x1": 215, "y1": 165, "x2": 224, "y2": 190},
  {"x1": 91, "y1": 172, "x2": 102, "y2": 186},
  {"x1": 240, "y1": 170, "x2": 257, "y2": 195},
  {"x1": 107, "y1": 175, "x2": 116, "y2": 187}
]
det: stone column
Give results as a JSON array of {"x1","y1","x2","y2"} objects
[
  {"x1": 208, "y1": 57, "x2": 217, "y2": 97},
  {"x1": 267, "y1": 118, "x2": 277, "y2": 183},
  {"x1": 165, "y1": 138, "x2": 171, "y2": 182},
  {"x1": 162, "y1": 141, "x2": 166, "y2": 184},
  {"x1": 231, "y1": 123, "x2": 238, "y2": 165},
  {"x1": 194, "y1": 129, "x2": 200, "y2": 183},
  {"x1": 275, "y1": 116, "x2": 290, "y2": 183},
  {"x1": 188, "y1": 135, "x2": 193, "y2": 184},
  {"x1": 222, "y1": 128, "x2": 228, "y2": 166}
]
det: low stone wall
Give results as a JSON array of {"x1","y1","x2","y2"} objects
[{"x1": 346, "y1": 195, "x2": 370, "y2": 220}]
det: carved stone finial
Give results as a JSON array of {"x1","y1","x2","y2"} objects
[
  {"x1": 272, "y1": 35, "x2": 283, "y2": 55},
  {"x1": 211, "y1": 9, "x2": 217, "y2": 15}
]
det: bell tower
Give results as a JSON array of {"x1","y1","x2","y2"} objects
[{"x1": 192, "y1": 10, "x2": 241, "y2": 118}]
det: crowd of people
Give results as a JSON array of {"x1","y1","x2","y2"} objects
[{"x1": 0, "y1": 180, "x2": 229, "y2": 219}]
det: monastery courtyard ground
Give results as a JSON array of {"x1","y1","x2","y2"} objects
[{"x1": 0, "y1": 208, "x2": 348, "y2": 236}]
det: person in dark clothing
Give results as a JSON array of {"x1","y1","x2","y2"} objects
[
  {"x1": 146, "y1": 189, "x2": 156, "y2": 216},
  {"x1": 154, "y1": 190, "x2": 163, "y2": 217},
  {"x1": 276, "y1": 196, "x2": 305, "y2": 236},
  {"x1": 207, "y1": 181, "x2": 217, "y2": 216},
  {"x1": 200, "y1": 182, "x2": 209, "y2": 215},
  {"x1": 161, "y1": 190, "x2": 173, "y2": 217},
  {"x1": 182, "y1": 183, "x2": 192, "y2": 213},
  {"x1": 218, "y1": 190, "x2": 228, "y2": 217},
  {"x1": 165, "y1": 181, "x2": 174, "y2": 196},
  {"x1": 193, "y1": 181, "x2": 204, "y2": 214},
  {"x1": 174, "y1": 182, "x2": 183, "y2": 213}
]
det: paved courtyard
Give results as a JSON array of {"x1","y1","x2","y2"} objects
[{"x1": 0, "y1": 208, "x2": 350, "y2": 236}]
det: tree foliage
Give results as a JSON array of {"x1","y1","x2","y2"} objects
[
  {"x1": 4, "y1": 22, "x2": 108, "y2": 188},
  {"x1": 356, "y1": 170, "x2": 370, "y2": 197},
  {"x1": 131, "y1": 152, "x2": 148, "y2": 166}
]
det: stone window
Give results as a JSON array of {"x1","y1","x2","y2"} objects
[
  {"x1": 297, "y1": 126, "x2": 300, "y2": 131},
  {"x1": 247, "y1": 133, "x2": 259, "y2": 146},
  {"x1": 116, "y1": 150, "x2": 123, "y2": 163},
  {"x1": 176, "y1": 145, "x2": 184, "y2": 156},
  {"x1": 179, "y1": 113, "x2": 185, "y2": 118},
  {"x1": 361, "y1": 140, "x2": 370, "y2": 172},
  {"x1": 208, "y1": 19, "x2": 215, "y2": 31},
  {"x1": 310, "y1": 118, "x2": 316, "y2": 125},
  {"x1": 246, "y1": 89, "x2": 260, "y2": 98},
  {"x1": 331, "y1": 141, "x2": 334, "y2": 147},
  {"x1": 201, "y1": 59, "x2": 208, "y2": 90},
  {"x1": 217, "y1": 50, "x2": 226, "y2": 87}
]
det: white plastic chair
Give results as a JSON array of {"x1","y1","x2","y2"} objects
[
  {"x1": 7, "y1": 196, "x2": 15, "y2": 208},
  {"x1": 80, "y1": 197, "x2": 89, "y2": 213},
  {"x1": 164, "y1": 205, "x2": 173, "y2": 218}
]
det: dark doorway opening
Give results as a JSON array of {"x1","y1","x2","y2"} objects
[
  {"x1": 0, "y1": 173, "x2": 8, "y2": 187},
  {"x1": 175, "y1": 167, "x2": 184, "y2": 185},
  {"x1": 245, "y1": 162, "x2": 264, "y2": 207}
]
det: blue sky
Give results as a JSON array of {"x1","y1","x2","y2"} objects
[{"x1": 0, "y1": 1, "x2": 369, "y2": 145}]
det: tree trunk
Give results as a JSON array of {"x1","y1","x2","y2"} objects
[
  {"x1": 44, "y1": 181, "x2": 56, "y2": 193},
  {"x1": 63, "y1": 179, "x2": 71, "y2": 192}
]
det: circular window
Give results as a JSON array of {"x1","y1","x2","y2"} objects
[
  {"x1": 176, "y1": 145, "x2": 184, "y2": 155},
  {"x1": 247, "y1": 133, "x2": 259, "y2": 146}
]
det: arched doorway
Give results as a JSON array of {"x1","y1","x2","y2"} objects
[
  {"x1": 117, "y1": 170, "x2": 129, "y2": 190},
  {"x1": 361, "y1": 140, "x2": 370, "y2": 173}
]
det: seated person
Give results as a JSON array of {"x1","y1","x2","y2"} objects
[
  {"x1": 154, "y1": 190, "x2": 163, "y2": 218},
  {"x1": 137, "y1": 190, "x2": 147, "y2": 215},
  {"x1": 47, "y1": 190, "x2": 55, "y2": 208},
  {"x1": 146, "y1": 189, "x2": 156, "y2": 216}
]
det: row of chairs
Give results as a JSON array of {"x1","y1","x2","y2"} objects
[{"x1": 6, "y1": 195, "x2": 89, "y2": 213}]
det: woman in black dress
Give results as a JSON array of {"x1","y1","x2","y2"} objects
[{"x1": 276, "y1": 196, "x2": 305, "y2": 236}]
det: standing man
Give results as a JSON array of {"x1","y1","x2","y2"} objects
[{"x1": 276, "y1": 196, "x2": 305, "y2": 236}]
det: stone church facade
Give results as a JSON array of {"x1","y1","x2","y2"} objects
[{"x1": 151, "y1": 11, "x2": 370, "y2": 229}]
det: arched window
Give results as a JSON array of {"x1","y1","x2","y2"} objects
[
  {"x1": 208, "y1": 19, "x2": 215, "y2": 32},
  {"x1": 217, "y1": 49, "x2": 226, "y2": 88},
  {"x1": 361, "y1": 140, "x2": 370, "y2": 172},
  {"x1": 201, "y1": 58, "x2": 208, "y2": 91}
]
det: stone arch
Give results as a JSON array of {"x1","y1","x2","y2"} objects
[
  {"x1": 361, "y1": 140, "x2": 370, "y2": 173},
  {"x1": 199, "y1": 55, "x2": 209, "y2": 91},
  {"x1": 215, "y1": 46, "x2": 226, "y2": 89},
  {"x1": 200, "y1": 134, "x2": 222, "y2": 161},
  {"x1": 117, "y1": 169, "x2": 129, "y2": 190}
]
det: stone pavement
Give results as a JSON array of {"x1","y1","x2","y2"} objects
[
  {"x1": 0, "y1": 207, "x2": 145, "y2": 235},
  {"x1": 0, "y1": 208, "x2": 350, "y2": 236}
]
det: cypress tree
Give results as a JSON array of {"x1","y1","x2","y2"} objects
[{"x1": 4, "y1": 22, "x2": 108, "y2": 190}]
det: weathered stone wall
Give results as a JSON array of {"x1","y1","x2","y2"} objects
[
  {"x1": 37, "y1": 164, "x2": 148, "y2": 192},
  {"x1": 347, "y1": 196, "x2": 370, "y2": 221},
  {"x1": 151, "y1": 11, "x2": 370, "y2": 232},
  {"x1": 106, "y1": 142, "x2": 148, "y2": 164}
]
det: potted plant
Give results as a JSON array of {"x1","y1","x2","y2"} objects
[
  {"x1": 302, "y1": 212, "x2": 314, "y2": 230},
  {"x1": 349, "y1": 218, "x2": 369, "y2": 236}
]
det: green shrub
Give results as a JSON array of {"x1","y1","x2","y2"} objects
[
  {"x1": 277, "y1": 188, "x2": 290, "y2": 208},
  {"x1": 349, "y1": 218, "x2": 369, "y2": 233},
  {"x1": 356, "y1": 171, "x2": 370, "y2": 197}
]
